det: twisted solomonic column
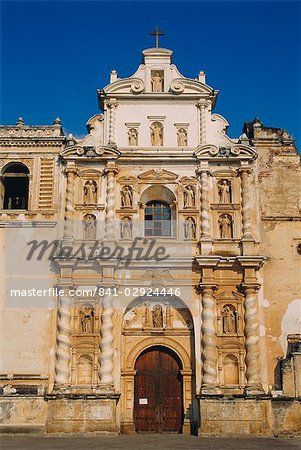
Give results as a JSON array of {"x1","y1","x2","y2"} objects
[
  {"x1": 54, "y1": 294, "x2": 72, "y2": 388},
  {"x1": 104, "y1": 163, "x2": 118, "y2": 239},
  {"x1": 198, "y1": 169, "x2": 211, "y2": 239},
  {"x1": 63, "y1": 166, "x2": 76, "y2": 240},
  {"x1": 201, "y1": 286, "x2": 218, "y2": 391},
  {"x1": 108, "y1": 100, "x2": 118, "y2": 145},
  {"x1": 238, "y1": 168, "x2": 253, "y2": 240},
  {"x1": 99, "y1": 292, "x2": 114, "y2": 386},
  {"x1": 196, "y1": 101, "x2": 207, "y2": 145},
  {"x1": 243, "y1": 286, "x2": 262, "y2": 392}
]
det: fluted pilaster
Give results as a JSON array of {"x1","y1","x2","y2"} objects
[
  {"x1": 104, "y1": 163, "x2": 118, "y2": 239},
  {"x1": 63, "y1": 166, "x2": 76, "y2": 240},
  {"x1": 239, "y1": 168, "x2": 253, "y2": 240},
  {"x1": 54, "y1": 294, "x2": 72, "y2": 388},
  {"x1": 201, "y1": 286, "x2": 218, "y2": 391},
  {"x1": 99, "y1": 292, "x2": 114, "y2": 386},
  {"x1": 243, "y1": 285, "x2": 262, "y2": 392}
]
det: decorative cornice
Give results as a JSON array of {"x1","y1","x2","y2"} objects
[{"x1": 0, "y1": 125, "x2": 64, "y2": 138}]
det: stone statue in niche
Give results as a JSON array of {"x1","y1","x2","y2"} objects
[
  {"x1": 218, "y1": 179, "x2": 231, "y2": 204},
  {"x1": 121, "y1": 185, "x2": 133, "y2": 208},
  {"x1": 120, "y1": 217, "x2": 132, "y2": 239},
  {"x1": 84, "y1": 179, "x2": 97, "y2": 204},
  {"x1": 152, "y1": 304, "x2": 163, "y2": 328},
  {"x1": 184, "y1": 217, "x2": 196, "y2": 239},
  {"x1": 128, "y1": 128, "x2": 138, "y2": 146},
  {"x1": 177, "y1": 128, "x2": 187, "y2": 146},
  {"x1": 184, "y1": 185, "x2": 195, "y2": 208},
  {"x1": 222, "y1": 305, "x2": 236, "y2": 333},
  {"x1": 143, "y1": 302, "x2": 152, "y2": 328},
  {"x1": 83, "y1": 214, "x2": 96, "y2": 239},
  {"x1": 151, "y1": 122, "x2": 163, "y2": 146},
  {"x1": 151, "y1": 72, "x2": 163, "y2": 92},
  {"x1": 79, "y1": 307, "x2": 94, "y2": 333},
  {"x1": 218, "y1": 213, "x2": 233, "y2": 239}
]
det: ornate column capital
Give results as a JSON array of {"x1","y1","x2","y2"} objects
[
  {"x1": 104, "y1": 162, "x2": 119, "y2": 177},
  {"x1": 198, "y1": 283, "x2": 218, "y2": 294},
  {"x1": 63, "y1": 164, "x2": 78, "y2": 177},
  {"x1": 196, "y1": 165, "x2": 211, "y2": 178},
  {"x1": 237, "y1": 166, "x2": 253, "y2": 176},
  {"x1": 195, "y1": 100, "x2": 209, "y2": 109},
  {"x1": 240, "y1": 283, "x2": 261, "y2": 294}
]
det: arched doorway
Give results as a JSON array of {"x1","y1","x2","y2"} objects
[{"x1": 134, "y1": 346, "x2": 183, "y2": 433}]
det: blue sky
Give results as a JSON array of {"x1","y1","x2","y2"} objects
[{"x1": 1, "y1": 1, "x2": 301, "y2": 148}]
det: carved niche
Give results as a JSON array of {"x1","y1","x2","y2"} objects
[
  {"x1": 222, "y1": 304, "x2": 237, "y2": 334},
  {"x1": 128, "y1": 128, "x2": 138, "y2": 146},
  {"x1": 83, "y1": 213, "x2": 96, "y2": 239},
  {"x1": 218, "y1": 179, "x2": 232, "y2": 204},
  {"x1": 184, "y1": 217, "x2": 196, "y2": 239},
  {"x1": 120, "y1": 216, "x2": 132, "y2": 239},
  {"x1": 183, "y1": 185, "x2": 195, "y2": 208},
  {"x1": 218, "y1": 213, "x2": 233, "y2": 239},
  {"x1": 150, "y1": 122, "x2": 163, "y2": 146},
  {"x1": 84, "y1": 179, "x2": 97, "y2": 204},
  {"x1": 79, "y1": 306, "x2": 95, "y2": 333},
  {"x1": 121, "y1": 185, "x2": 133, "y2": 208}
]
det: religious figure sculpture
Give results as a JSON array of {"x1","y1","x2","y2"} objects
[
  {"x1": 218, "y1": 180, "x2": 231, "y2": 204},
  {"x1": 151, "y1": 122, "x2": 163, "y2": 146},
  {"x1": 128, "y1": 128, "x2": 138, "y2": 146},
  {"x1": 218, "y1": 214, "x2": 233, "y2": 239},
  {"x1": 222, "y1": 305, "x2": 236, "y2": 333},
  {"x1": 83, "y1": 214, "x2": 96, "y2": 239},
  {"x1": 177, "y1": 128, "x2": 187, "y2": 146},
  {"x1": 80, "y1": 307, "x2": 94, "y2": 333},
  {"x1": 121, "y1": 185, "x2": 133, "y2": 208},
  {"x1": 184, "y1": 217, "x2": 196, "y2": 239},
  {"x1": 151, "y1": 72, "x2": 163, "y2": 92},
  {"x1": 84, "y1": 180, "x2": 97, "y2": 204},
  {"x1": 120, "y1": 217, "x2": 132, "y2": 239},
  {"x1": 184, "y1": 185, "x2": 195, "y2": 208},
  {"x1": 152, "y1": 304, "x2": 163, "y2": 328}
]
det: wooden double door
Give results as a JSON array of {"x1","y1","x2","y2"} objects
[{"x1": 134, "y1": 346, "x2": 183, "y2": 433}]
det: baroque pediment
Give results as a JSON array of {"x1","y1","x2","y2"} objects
[
  {"x1": 61, "y1": 144, "x2": 120, "y2": 160},
  {"x1": 117, "y1": 175, "x2": 137, "y2": 184},
  {"x1": 103, "y1": 78, "x2": 145, "y2": 95},
  {"x1": 194, "y1": 144, "x2": 257, "y2": 161},
  {"x1": 138, "y1": 169, "x2": 178, "y2": 181}
]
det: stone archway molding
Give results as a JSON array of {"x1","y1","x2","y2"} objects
[{"x1": 124, "y1": 336, "x2": 191, "y2": 371}]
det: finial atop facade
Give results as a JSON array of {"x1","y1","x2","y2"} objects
[
  {"x1": 253, "y1": 117, "x2": 262, "y2": 128},
  {"x1": 66, "y1": 133, "x2": 75, "y2": 146},
  {"x1": 110, "y1": 70, "x2": 118, "y2": 83},
  {"x1": 53, "y1": 117, "x2": 62, "y2": 125},
  {"x1": 150, "y1": 26, "x2": 165, "y2": 48},
  {"x1": 16, "y1": 117, "x2": 24, "y2": 126}
]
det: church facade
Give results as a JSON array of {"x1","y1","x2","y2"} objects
[{"x1": 0, "y1": 46, "x2": 300, "y2": 436}]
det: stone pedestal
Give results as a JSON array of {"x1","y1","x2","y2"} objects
[
  {"x1": 198, "y1": 397, "x2": 301, "y2": 437},
  {"x1": 46, "y1": 396, "x2": 119, "y2": 433}
]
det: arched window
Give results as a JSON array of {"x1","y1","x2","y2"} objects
[
  {"x1": 1, "y1": 163, "x2": 29, "y2": 210},
  {"x1": 145, "y1": 201, "x2": 171, "y2": 237}
]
